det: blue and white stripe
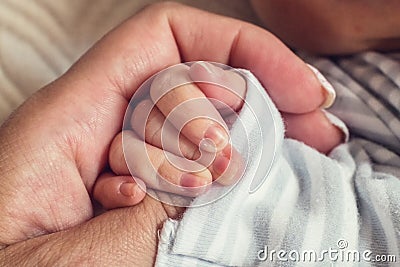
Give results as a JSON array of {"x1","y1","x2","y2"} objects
[{"x1": 156, "y1": 52, "x2": 400, "y2": 267}]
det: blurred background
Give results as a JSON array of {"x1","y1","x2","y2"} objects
[{"x1": 0, "y1": 0, "x2": 261, "y2": 123}]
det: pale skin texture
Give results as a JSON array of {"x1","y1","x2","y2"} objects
[{"x1": 0, "y1": 2, "x2": 342, "y2": 265}]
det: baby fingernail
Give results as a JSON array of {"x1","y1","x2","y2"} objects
[
  {"x1": 180, "y1": 173, "x2": 210, "y2": 188},
  {"x1": 196, "y1": 61, "x2": 213, "y2": 73},
  {"x1": 193, "y1": 61, "x2": 225, "y2": 82},
  {"x1": 120, "y1": 182, "x2": 136, "y2": 197},
  {"x1": 307, "y1": 64, "x2": 336, "y2": 109},
  {"x1": 120, "y1": 180, "x2": 145, "y2": 197},
  {"x1": 195, "y1": 61, "x2": 220, "y2": 75},
  {"x1": 213, "y1": 154, "x2": 230, "y2": 176},
  {"x1": 201, "y1": 125, "x2": 228, "y2": 153}
]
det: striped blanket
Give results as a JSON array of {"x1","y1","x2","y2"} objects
[
  {"x1": 156, "y1": 52, "x2": 400, "y2": 267},
  {"x1": 1, "y1": 1, "x2": 398, "y2": 266}
]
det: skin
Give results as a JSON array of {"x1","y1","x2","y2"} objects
[
  {"x1": 0, "y1": 2, "x2": 342, "y2": 265},
  {"x1": 251, "y1": 0, "x2": 400, "y2": 54}
]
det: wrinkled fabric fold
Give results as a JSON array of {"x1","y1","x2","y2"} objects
[{"x1": 156, "y1": 59, "x2": 400, "y2": 267}]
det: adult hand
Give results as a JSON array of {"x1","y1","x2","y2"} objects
[{"x1": 0, "y1": 2, "x2": 342, "y2": 265}]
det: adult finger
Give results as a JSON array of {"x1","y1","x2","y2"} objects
[
  {"x1": 282, "y1": 110, "x2": 344, "y2": 154},
  {"x1": 46, "y1": 2, "x2": 337, "y2": 188},
  {"x1": 0, "y1": 195, "x2": 181, "y2": 266},
  {"x1": 0, "y1": 2, "x2": 339, "y2": 246},
  {"x1": 163, "y1": 3, "x2": 332, "y2": 113}
]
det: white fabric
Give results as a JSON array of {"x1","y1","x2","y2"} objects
[{"x1": 155, "y1": 66, "x2": 400, "y2": 267}]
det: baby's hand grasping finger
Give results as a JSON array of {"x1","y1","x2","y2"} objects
[{"x1": 93, "y1": 63, "x2": 246, "y2": 209}]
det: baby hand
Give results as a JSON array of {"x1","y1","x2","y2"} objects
[{"x1": 93, "y1": 62, "x2": 246, "y2": 209}]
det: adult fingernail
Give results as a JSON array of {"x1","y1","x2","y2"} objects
[
  {"x1": 201, "y1": 125, "x2": 228, "y2": 152},
  {"x1": 180, "y1": 173, "x2": 210, "y2": 188},
  {"x1": 307, "y1": 64, "x2": 336, "y2": 109}
]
